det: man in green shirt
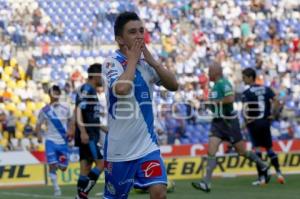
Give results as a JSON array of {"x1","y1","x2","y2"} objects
[{"x1": 191, "y1": 62, "x2": 270, "y2": 192}]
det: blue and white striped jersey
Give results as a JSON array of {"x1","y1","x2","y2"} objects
[
  {"x1": 37, "y1": 103, "x2": 71, "y2": 145},
  {"x1": 103, "y1": 50, "x2": 161, "y2": 162}
]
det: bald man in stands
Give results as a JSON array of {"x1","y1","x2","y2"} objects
[{"x1": 191, "y1": 62, "x2": 270, "y2": 192}]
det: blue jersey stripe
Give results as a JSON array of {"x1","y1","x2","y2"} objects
[
  {"x1": 104, "y1": 133, "x2": 108, "y2": 159},
  {"x1": 134, "y1": 69, "x2": 157, "y2": 145},
  {"x1": 108, "y1": 88, "x2": 117, "y2": 119},
  {"x1": 43, "y1": 105, "x2": 67, "y2": 141}
]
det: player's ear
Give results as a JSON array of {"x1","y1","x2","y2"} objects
[{"x1": 116, "y1": 36, "x2": 125, "y2": 46}]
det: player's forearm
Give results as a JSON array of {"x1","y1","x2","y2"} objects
[
  {"x1": 76, "y1": 108, "x2": 88, "y2": 135},
  {"x1": 216, "y1": 95, "x2": 235, "y2": 104},
  {"x1": 151, "y1": 63, "x2": 178, "y2": 91},
  {"x1": 100, "y1": 125, "x2": 108, "y2": 133},
  {"x1": 114, "y1": 60, "x2": 137, "y2": 95}
]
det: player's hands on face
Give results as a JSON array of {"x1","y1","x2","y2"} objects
[
  {"x1": 142, "y1": 44, "x2": 159, "y2": 68},
  {"x1": 124, "y1": 39, "x2": 144, "y2": 64},
  {"x1": 81, "y1": 132, "x2": 89, "y2": 144}
]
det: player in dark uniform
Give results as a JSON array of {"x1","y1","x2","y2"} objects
[
  {"x1": 73, "y1": 63, "x2": 107, "y2": 199},
  {"x1": 191, "y1": 62, "x2": 270, "y2": 193},
  {"x1": 242, "y1": 67, "x2": 284, "y2": 185}
]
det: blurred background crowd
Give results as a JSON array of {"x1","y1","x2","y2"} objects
[{"x1": 0, "y1": 0, "x2": 300, "y2": 151}]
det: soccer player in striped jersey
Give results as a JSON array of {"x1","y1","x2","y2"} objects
[
  {"x1": 36, "y1": 85, "x2": 72, "y2": 196},
  {"x1": 102, "y1": 12, "x2": 178, "y2": 199}
]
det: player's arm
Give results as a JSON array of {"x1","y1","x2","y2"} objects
[
  {"x1": 35, "y1": 111, "x2": 45, "y2": 143},
  {"x1": 214, "y1": 82, "x2": 235, "y2": 104},
  {"x1": 75, "y1": 106, "x2": 89, "y2": 144},
  {"x1": 100, "y1": 125, "x2": 108, "y2": 134},
  {"x1": 67, "y1": 108, "x2": 76, "y2": 141},
  {"x1": 142, "y1": 45, "x2": 178, "y2": 91},
  {"x1": 114, "y1": 41, "x2": 144, "y2": 95},
  {"x1": 269, "y1": 88, "x2": 281, "y2": 119},
  {"x1": 215, "y1": 95, "x2": 235, "y2": 104}
]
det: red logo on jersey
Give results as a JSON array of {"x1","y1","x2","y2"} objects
[{"x1": 141, "y1": 160, "x2": 162, "y2": 178}]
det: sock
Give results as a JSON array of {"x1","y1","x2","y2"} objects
[
  {"x1": 84, "y1": 167, "x2": 101, "y2": 194},
  {"x1": 255, "y1": 151, "x2": 264, "y2": 178},
  {"x1": 49, "y1": 170, "x2": 59, "y2": 190},
  {"x1": 245, "y1": 151, "x2": 267, "y2": 170},
  {"x1": 204, "y1": 156, "x2": 216, "y2": 184},
  {"x1": 267, "y1": 149, "x2": 281, "y2": 174},
  {"x1": 77, "y1": 175, "x2": 89, "y2": 198}
]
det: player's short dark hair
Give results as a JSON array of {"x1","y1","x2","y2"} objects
[
  {"x1": 114, "y1": 12, "x2": 140, "y2": 37},
  {"x1": 242, "y1": 67, "x2": 256, "y2": 80},
  {"x1": 88, "y1": 63, "x2": 102, "y2": 79},
  {"x1": 49, "y1": 85, "x2": 61, "y2": 95}
]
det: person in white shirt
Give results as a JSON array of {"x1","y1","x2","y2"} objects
[
  {"x1": 102, "y1": 12, "x2": 178, "y2": 199},
  {"x1": 35, "y1": 85, "x2": 72, "y2": 196}
]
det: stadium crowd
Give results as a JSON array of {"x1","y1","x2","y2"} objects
[{"x1": 0, "y1": 0, "x2": 300, "y2": 151}]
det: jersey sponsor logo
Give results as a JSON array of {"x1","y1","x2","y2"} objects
[
  {"x1": 118, "y1": 178, "x2": 134, "y2": 186},
  {"x1": 142, "y1": 160, "x2": 162, "y2": 178}
]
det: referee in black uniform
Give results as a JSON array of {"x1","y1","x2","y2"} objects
[{"x1": 242, "y1": 67, "x2": 285, "y2": 185}]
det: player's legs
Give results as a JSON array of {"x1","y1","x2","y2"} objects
[
  {"x1": 234, "y1": 140, "x2": 270, "y2": 183},
  {"x1": 104, "y1": 161, "x2": 137, "y2": 199},
  {"x1": 77, "y1": 159, "x2": 93, "y2": 199},
  {"x1": 191, "y1": 136, "x2": 222, "y2": 192},
  {"x1": 57, "y1": 144, "x2": 69, "y2": 171},
  {"x1": 76, "y1": 140, "x2": 104, "y2": 199},
  {"x1": 45, "y1": 140, "x2": 61, "y2": 196},
  {"x1": 148, "y1": 184, "x2": 167, "y2": 199},
  {"x1": 266, "y1": 147, "x2": 285, "y2": 184},
  {"x1": 252, "y1": 147, "x2": 265, "y2": 185},
  {"x1": 134, "y1": 150, "x2": 168, "y2": 199}
]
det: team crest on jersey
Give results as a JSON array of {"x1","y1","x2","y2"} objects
[
  {"x1": 106, "y1": 62, "x2": 115, "y2": 69},
  {"x1": 141, "y1": 160, "x2": 162, "y2": 178}
]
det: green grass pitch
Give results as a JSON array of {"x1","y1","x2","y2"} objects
[{"x1": 0, "y1": 175, "x2": 299, "y2": 199}]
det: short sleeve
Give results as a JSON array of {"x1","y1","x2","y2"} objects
[
  {"x1": 103, "y1": 57, "x2": 124, "y2": 88},
  {"x1": 37, "y1": 109, "x2": 46, "y2": 126}
]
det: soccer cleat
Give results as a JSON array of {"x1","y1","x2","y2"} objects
[
  {"x1": 251, "y1": 177, "x2": 266, "y2": 186},
  {"x1": 191, "y1": 180, "x2": 211, "y2": 193},
  {"x1": 54, "y1": 188, "x2": 61, "y2": 197},
  {"x1": 75, "y1": 192, "x2": 88, "y2": 199},
  {"x1": 277, "y1": 174, "x2": 285, "y2": 184}
]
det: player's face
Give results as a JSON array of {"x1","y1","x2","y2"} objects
[
  {"x1": 118, "y1": 20, "x2": 144, "y2": 49},
  {"x1": 242, "y1": 75, "x2": 251, "y2": 85},
  {"x1": 95, "y1": 75, "x2": 102, "y2": 87},
  {"x1": 50, "y1": 90, "x2": 60, "y2": 102}
]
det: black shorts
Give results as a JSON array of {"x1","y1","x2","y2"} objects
[
  {"x1": 78, "y1": 139, "x2": 103, "y2": 161},
  {"x1": 247, "y1": 119, "x2": 272, "y2": 148},
  {"x1": 210, "y1": 118, "x2": 243, "y2": 144}
]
